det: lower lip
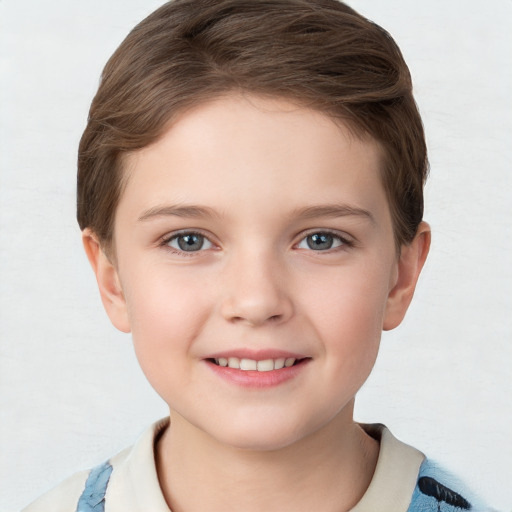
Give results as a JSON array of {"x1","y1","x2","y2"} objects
[{"x1": 205, "y1": 359, "x2": 309, "y2": 388}]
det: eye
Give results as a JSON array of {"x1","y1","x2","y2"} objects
[
  {"x1": 296, "y1": 232, "x2": 349, "y2": 251},
  {"x1": 166, "y1": 232, "x2": 213, "y2": 252}
]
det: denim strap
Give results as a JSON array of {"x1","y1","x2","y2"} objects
[{"x1": 76, "y1": 461, "x2": 113, "y2": 512}]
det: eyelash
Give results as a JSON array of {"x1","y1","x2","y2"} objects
[
  {"x1": 159, "y1": 229, "x2": 354, "y2": 256},
  {"x1": 296, "y1": 230, "x2": 354, "y2": 252},
  {"x1": 160, "y1": 230, "x2": 214, "y2": 256}
]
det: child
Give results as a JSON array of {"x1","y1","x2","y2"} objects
[{"x1": 22, "y1": 0, "x2": 493, "y2": 511}]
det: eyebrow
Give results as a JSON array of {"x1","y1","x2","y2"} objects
[
  {"x1": 138, "y1": 203, "x2": 374, "y2": 223},
  {"x1": 291, "y1": 204, "x2": 375, "y2": 223},
  {"x1": 138, "y1": 204, "x2": 220, "y2": 222}
]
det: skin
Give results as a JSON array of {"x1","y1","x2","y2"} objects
[{"x1": 83, "y1": 94, "x2": 430, "y2": 512}]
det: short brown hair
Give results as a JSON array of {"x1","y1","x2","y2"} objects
[{"x1": 77, "y1": 0, "x2": 428, "y2": 251}]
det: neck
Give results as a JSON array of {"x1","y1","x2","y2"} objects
[{"x1": 156, "y1": 404, "x2": 379, "y2": 512}]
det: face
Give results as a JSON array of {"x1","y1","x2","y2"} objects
[{"x1": 94, "y1": 95, "x2": 422, "y2": 451}]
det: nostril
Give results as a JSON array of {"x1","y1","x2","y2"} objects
[{"x1": 220, "y1": 292, "x2": 294, "y2": 326}]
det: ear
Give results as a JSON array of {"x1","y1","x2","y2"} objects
[
  {"x1": 82, "y1": 229, "x2": 131, "y2": 333},
  {"x1": 383, "y1": 222, "x2": 431, "y2": 331}
]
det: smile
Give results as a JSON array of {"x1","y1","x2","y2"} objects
[
  {"x1": 206, "y1": 354, "x2": 310, "y2": 388},
  {"x1": 213, "y1": 357, "x2": 297, "y2": 371}
]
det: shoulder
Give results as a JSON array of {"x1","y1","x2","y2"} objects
[
  {"x1": 357, "y1": 424, "x2": 495, "y2": 512},
  {"x1": 407, "y1": 458, "x2": 494, "y2": 512},
  {"x1": 21, "y1": 458, "x2": 122, "y2": 512},
  {"x1": 21, "y1": 468, "x2": 91, "y2": 512},
  {"x1": 21, "y1": 418, "x2": 169, "y2": 512}
]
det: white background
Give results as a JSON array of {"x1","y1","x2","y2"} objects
[{"x1": 1, "y1": 1, "x2": 511, "y2": 510}]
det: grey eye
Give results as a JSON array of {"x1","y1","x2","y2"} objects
[
  {"x1": 168, "y1": 233, "x2": 212, "y2": 252},
  {"x1": 297, "y1": 232, "x2": 344, "y2": 251}
]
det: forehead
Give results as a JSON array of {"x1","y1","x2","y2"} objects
[{"x1": 119, "y1": 94, "x2": 389, "y2": 225}]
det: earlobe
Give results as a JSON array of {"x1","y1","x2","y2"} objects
[
  {"x1": 82, "y1": 229, "x2": 131, "y2": 333},
  {"x1": 383, "y1": 222, "x2": 431, "y2": 331}
]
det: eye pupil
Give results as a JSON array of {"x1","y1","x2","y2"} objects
[
  {"x1": 178, "y1": 234, "x2": 204, "y2": 251},
  {"x1": 307, "y1": 233, "x2": 333, "y2": 250}
]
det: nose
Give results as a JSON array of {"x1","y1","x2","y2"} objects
[{"x1": 219, "y1": 250, "x2": 294, "y2": 327}]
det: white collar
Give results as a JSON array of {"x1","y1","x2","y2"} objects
[
  {"x1": 106, "y1": 419, "x2": 424, "y2": 512},
  {"x1": 351, "y1": 424, "x2": 425, "y2": 512}
]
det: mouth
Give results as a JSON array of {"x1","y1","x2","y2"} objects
[
  {"x1": 208, "y1": 357, "x2": 306, "y2": 372},
  {"x1": 205, "y1": 353, "x2": 310, "y2": 387}
]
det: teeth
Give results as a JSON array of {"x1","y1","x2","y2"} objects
[
  {"x1": 228, "y1": 357, "x2": 240, "y2": 369},
  {"x1": 256, "y1": 359, "x2": 274, "y2": 372},
  {"x1": 240, "y1": 358, "x2": 257, "y2": 370},
  {"x1": 215, "y1": 357, "x2": 297, "y2": 371},
  {"x1": 274, "y1": 358, "x2": 285, "y2": 369}
]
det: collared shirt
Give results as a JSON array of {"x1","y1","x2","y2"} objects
[{"x1": 22, "y1": 418, "x2": 490, "y2": 512}]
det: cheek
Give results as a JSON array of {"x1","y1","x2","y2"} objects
[
  {"x1": 124, "y1": 263, "x2": 207, "y2": 325},
  {"x1": 305, "y1": 264, "x2": 390, "y2": 332},
  {"x1": 301, "y1": 261, "x2": 392, "y2": 374},
  {"x1": 121, "y1": 266, "x2": 213, "y2": 375}
]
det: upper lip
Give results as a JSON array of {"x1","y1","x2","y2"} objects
[{"x1": 205, "y1": 349, "x2": 309, "y2": 361}]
